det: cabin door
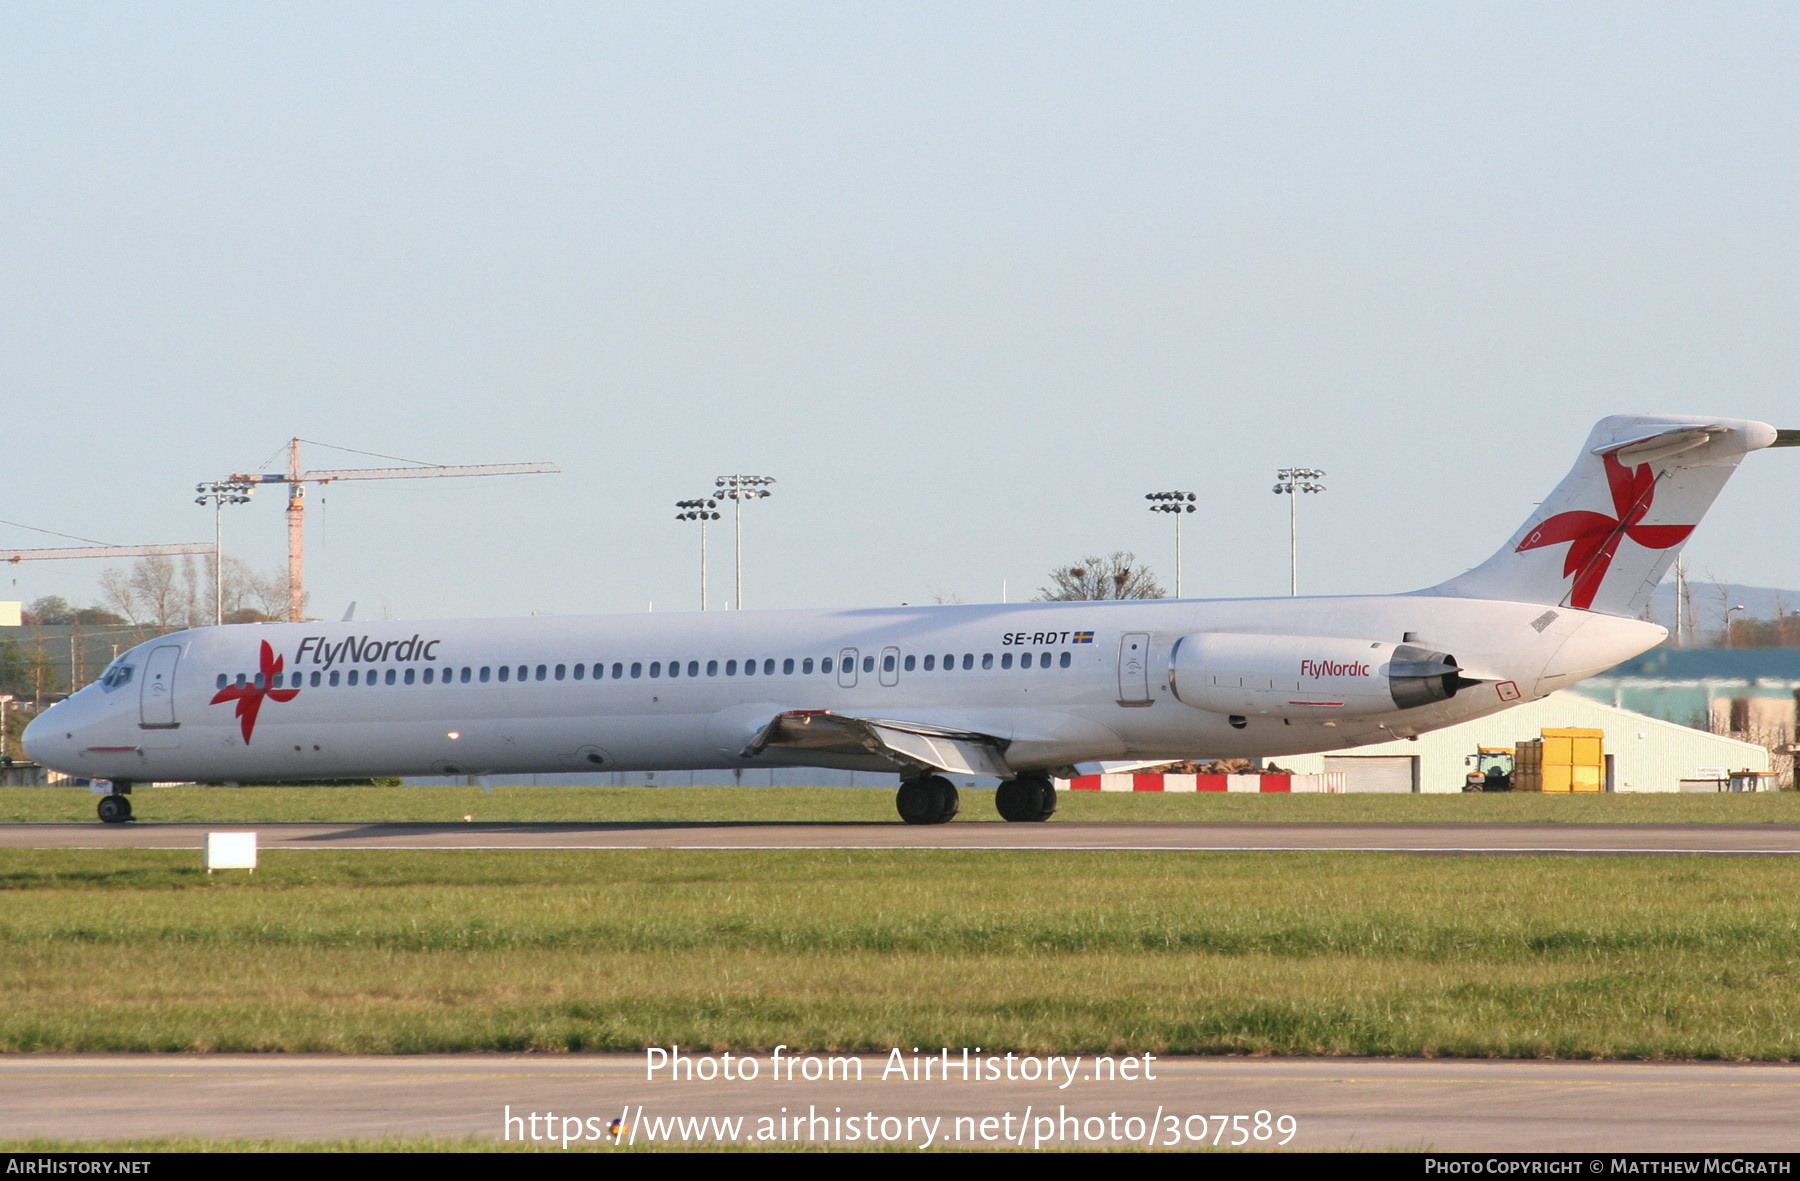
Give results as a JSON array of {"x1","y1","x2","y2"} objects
[{"x1": 1116, "y1": 632, "x2": 1152, "y2": 705}]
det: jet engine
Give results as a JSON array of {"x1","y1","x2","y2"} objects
[{"x1": 1168, "y1": 633, "x2": 1476, "y2": 718}]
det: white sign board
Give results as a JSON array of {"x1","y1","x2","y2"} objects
[{"x1": 204, "y1": 831, "x2": 258, "y2": 873}]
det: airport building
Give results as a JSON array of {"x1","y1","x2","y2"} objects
[{"x1": 1274, "y1": 691, "x2": 1771, "y2": 793}]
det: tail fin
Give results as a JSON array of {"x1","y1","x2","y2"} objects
[{"x1": 1430, "y1": 415, "x2": 1782, "y2": 616}]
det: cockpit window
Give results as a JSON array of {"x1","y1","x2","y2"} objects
[{"x1": 100, "y1": 663, "x2": 134, "y2": 690}]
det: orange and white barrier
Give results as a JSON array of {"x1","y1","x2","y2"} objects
[{"x1": 1059, "y1": 773, "x2": 1344, "y2": 793}]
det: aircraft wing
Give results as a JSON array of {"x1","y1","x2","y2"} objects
[{"x1": 742, "y1": 709, "x2": 1015, "y2": 778}]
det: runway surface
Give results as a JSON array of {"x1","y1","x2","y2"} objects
[
  {"x1": 2, "y1": 1054, "x2": 1796, "y2": 1151},
  {"x1": 7, "y1": 819, "x2": 1800, "y2": 852}
]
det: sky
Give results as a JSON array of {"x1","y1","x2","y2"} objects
[{"x1": 4, "y1": 2, "x2": 1798, "y2": 622}]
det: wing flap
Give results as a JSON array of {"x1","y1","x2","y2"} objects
[{"x1": 744, "y1": 709, "x2": 1014, "y2": 778}]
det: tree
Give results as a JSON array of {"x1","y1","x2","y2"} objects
[
  {"x1": 97, "y1": 554, "x2": 291, "y2": 632},
  {"x1": 1034, "y1": 552, "x2": 1165, "y2": 601}
]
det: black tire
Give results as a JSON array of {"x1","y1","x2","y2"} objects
[
  {"x1": 896, "y1": 775, "x2": 959, "y2": 825},
  {"x1": 97, "y1": 794, "x2": 132, "y2": 824},
  {"x1": 1005, "y1": 774, "x2": 1056, "y2": 822},
  {"x1": 996, "y1": 778, "x2": 1044, "y2": 822},
  {"x1": 934, "y1": 777, "x2": 961, "y2": 823}
]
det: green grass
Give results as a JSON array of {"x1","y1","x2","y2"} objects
[
  {"x1": 5, "y1": 783, "x2": 1800, "y2": 824},
  {"x1": 5, "y1": 848, "x2": 1800, "y2": 1059}
]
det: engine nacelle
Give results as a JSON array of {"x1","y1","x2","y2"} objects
[{"x1": 1168, "y1": 633, "x2": 1472, "y2": 718}]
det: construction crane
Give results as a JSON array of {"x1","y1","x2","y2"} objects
[
  {"x1": 0, "y1": 543, "x2": 213, "y2": 564},
  {"x1": 225, "y1": 439, "x2": 560, "y2": 622}
]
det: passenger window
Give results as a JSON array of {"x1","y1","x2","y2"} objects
[
  {"x1": 404, "y1": 668, "x2": 416, "y2": 685},
  {"x1": 1000, "y1": 653, "x2": 1013, "y2": 669},
  {"x1": 981, "y1": 653, "x2": 993, "y2": 670},
  {"x1": 650, "y1": 662, "x2": 661, "y2": 678},
  {"x1": 783, "y1": 658, "x2": 794, "y2": 675},
  {"x1": 904, "y1": 655, "x2": 915, "y2": 671},
  {"x1": 386, "y1": 669, "x2": 398, "y2": 686},
  {"x1": 554, "y1": 664, "x2": 566, "y2": 681},
  {"x1": 422, "y1": 668, "x2": 434, "y2": 684},
  {"x1": 1020, "y1": 653, "x2": 1032, "y2": 669},
  {"x1": 611, "y1": 663, "x2": 623, "y2": 679},
  {"x1": 517, "y1": 665, "x2": 528, "y2": 681},
  {"x1": 254, "y1": 673, "x2": 266, "y2": 689},
  {"x1": 499, "y1": 666, "x2": 511, "y2": 683},
  {"x1": 862, "y1": 656, "x2": 874, "y2": 673},
  {"x1": 236, "y1": 673, "x2": 247, "y2": 688},
  {"x1": 216, "y1": 673, "x2": 227, "y2": 690},
  {"x1": 480, "y1": 667, "x2": 491, "y2": 682},
  {"x1": 1041, "y1": 651, "x2": 1051, "y2": 667},
  {"x1": 802, "y1": 658, "x2": 814, "y2": 674},
  {"x1": 764, "y1": 659, "x2": 775, "y2": 675},
  {"x1": 536, "y1": 665, "x2": 547, "y2": 681},
  {"x1": 348, "y1": 670, "x2": 360, "y2": 686},
  {"x1": 329, "y1": 671, "x2": 341, "y2": 687},
  {"x1": 822, "y1": 657, "x2": 832, "y2": 674},
  {"x1": 744, "y1": 659, "x2": 757, "y2": 677},
  {"x1": 961, "y1": 654, "x2": 973, "y2": 670},
  {"x1": 883, "y1": 654, "x2": 896, "y2": 673},
  {"x1": 460, "y1": 667, "x2": 471, "y2": 683},
  {"x1": 707, "y1": 660, "x2": 719, "y2": 676},
  {"x1": 923, "y1": 655, "x2": 935, "y2": 671},
  {"x1": 1060, "y1": 651, "x2": 1071, "y2": 668},
  {"x1": 726, "y1": 659, "x2": 738, "y2": 676},
  {"x1": 631, "y1": 662, "x2": 643, "y2": 679},
  {"x1": 687, "y1": 660, "x2": 699, "y2": 677}
]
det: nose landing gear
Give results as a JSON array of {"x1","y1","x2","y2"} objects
[{"x1": 97, "y1": 785, "x2": 134, "y2": 824}]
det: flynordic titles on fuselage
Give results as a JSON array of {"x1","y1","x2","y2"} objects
[{"x1": 293, "y1": 634, "x2": 443, "y2": 670}]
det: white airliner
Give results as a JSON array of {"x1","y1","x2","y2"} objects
[{"x1": 26, "y1": 414, "x2": 1794, "y2": 825}]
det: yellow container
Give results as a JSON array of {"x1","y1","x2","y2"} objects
[
  {"x1": 1513, "y1": 739, "x2": 1542, "y2": 792},
  {"x1": 1539, "y1": 727, "x2": 1604, "y2": 793}
]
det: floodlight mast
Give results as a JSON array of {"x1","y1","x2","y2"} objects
[
  {"x1": 1145, "y1": 491, "x2": 1196, "y2": 597},
  {"x1": 222, "y1": 439, "x2": 560, "y2": 622},
  {"x1": 713, "y1": 475, "x2": 775, "y2": 609},
  {"x1": 195, "y1": 480, "x2": 255, "y2": 626},
  {"x1": 675, "y1": 498, "x2": 721, "y2": 610},
  {"x1": 1272, "y1": 467, "x2": 1326, "y2": 596}
]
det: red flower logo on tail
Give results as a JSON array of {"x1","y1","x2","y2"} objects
[
  {"x1": 211, "y1": 640, "x2": 299, "y2": 743},
  {"x1": 1515, "y1": 451, "x2": 1695, "y2": 610}
]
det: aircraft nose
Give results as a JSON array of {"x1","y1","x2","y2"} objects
[{"x1": 22, "y1": 708, "x2": 74, "y2": 771}]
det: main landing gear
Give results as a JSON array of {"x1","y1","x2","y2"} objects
[
  {"x1": 97, "y1": 783, "x2": 134, "y2": 824},
  {"x1": 896, "y1": 774, "x2": 960, "y2": 825},
  {"x1": 894, "y1": 772, "x2": 1059, "y2": 824},
  {"x1": 995, "y1": 772, "x2": 1057, "y2": 823}
]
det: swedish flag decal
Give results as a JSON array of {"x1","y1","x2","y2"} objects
[{"x1": 1072, "y1": 631, "x2": 1095, "y2": 644}]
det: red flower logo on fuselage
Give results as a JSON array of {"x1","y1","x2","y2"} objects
[
  {"x1": 211, "y1": 640, "x2": 299, "y2": 743},
  {"x1": 1515, "y1": 451, "x2": 1695, "y2": 610}
]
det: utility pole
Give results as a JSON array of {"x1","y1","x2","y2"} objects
[{"x1": 222, "y1": 439, "x2": 559, "y2": 621}]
